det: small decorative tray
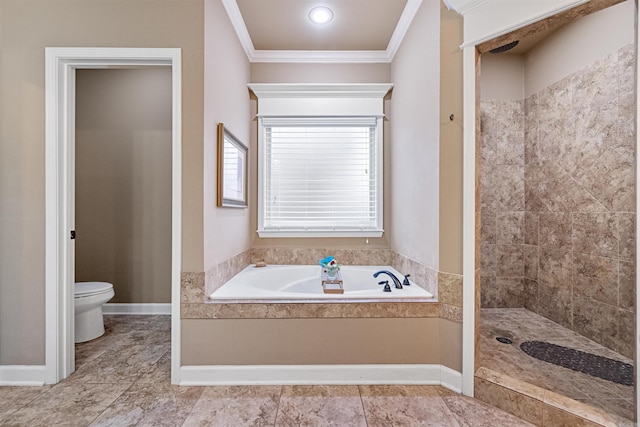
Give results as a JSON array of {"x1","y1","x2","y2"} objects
[{"x1": 321, "y1": 271, "x2": 344, "y2": 294}]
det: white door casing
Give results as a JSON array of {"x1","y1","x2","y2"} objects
[{"x1": 44, "y1": 47, "x2": 182, "y2": 384}]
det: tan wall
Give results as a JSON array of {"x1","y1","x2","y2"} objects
[
  {"x1": 389, "y1": 0, "x2": 441, "y2": 269},
  {"x1": 75, "y1": 68, "x2": 172, "y2": 303},
  {"x1": 248, "y1": 63, "x2": 392, "y2": 250},
  {"x1": 182, "y1": 317, "x2": 461, "y2": 370},
  {"x1": 524, "y1": 0, "x2": 635, "y2": 97},
  {"x1": 439, "y1": 2, "x2": 464, "y2": 275},
  {"x1": 0, "y1": 0, "x2": 204, "y2": 365},
  {"x1": 480, "y1": 55, "x2": 525, "y2": 101},
  {"x1": 203, "y1": 0, "x2": 252, "y2": 270}
]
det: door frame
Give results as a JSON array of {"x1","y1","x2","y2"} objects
[{"x1": 44, "y1": 47, "x2": 182, "y2": 384}]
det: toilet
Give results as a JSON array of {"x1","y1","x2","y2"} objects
[{"x1": 74, "y1": 282, "x2": 115, "y2": 343}]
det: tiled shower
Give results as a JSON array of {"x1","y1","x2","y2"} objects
[{"x1": 480, "y1": 43, "x2": 635, "y2": 358}]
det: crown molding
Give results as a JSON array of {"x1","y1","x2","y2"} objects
[
  {"x1": 222, "y1": 0, "x2": 422, "y2": 64},
  {"x1": 442, "y1": 0, "x2": 492, "y2": 15},
  {"x1": 247, "y1": 83, "x2": 394, "y2": 98}
]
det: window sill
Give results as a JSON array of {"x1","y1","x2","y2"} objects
[{"x1": 257, "y1": 230, "x2": 384, "y2": 238}]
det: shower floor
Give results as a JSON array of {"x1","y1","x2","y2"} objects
[{"x1": 480, "y1": 308, "x2": 635, "y2": 424}]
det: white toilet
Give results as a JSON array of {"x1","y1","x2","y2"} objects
[{"x1": 74, "y1": 282, "x2": 115, "y2": 343}]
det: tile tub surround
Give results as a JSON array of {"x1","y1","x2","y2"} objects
[
  {"x1": 480, "y1": 44, "x2": 636, "y2": 357},
  {"x1": 0, "y1": 315, "x2": 536, "y2": 426},
  {"x1": 479, "y1": 308, "x2": 634, "y2": 426}
]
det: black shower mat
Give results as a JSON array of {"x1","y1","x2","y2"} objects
[{"x1": 520, "y1": 341, "x2": 633, "y2": 386}]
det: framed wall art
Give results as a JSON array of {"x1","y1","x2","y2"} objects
[{"x1": 217, "y1": 123, "x2": 248, "y2": 208}]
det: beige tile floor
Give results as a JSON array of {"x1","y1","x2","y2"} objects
[
  {"x1": 480, "y1": 308, "x2": 635, "y2": 424},
  {"x1": 0, "y1": 315, "x2": 535, "y2": 426}
]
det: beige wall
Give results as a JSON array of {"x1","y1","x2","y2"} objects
[
  {"x1": 182, "y1": 317, "x2": 461, "y2": 371},
  {"x1": 248, "y1": 63, "x2": 392, "y2": 250},
  {"x1": 75, "y1": 68, "x2": 172, "y2": 303},
  {"x1": 388, "y1": 0, "x2": 441, "y2": 270},
  {"x1": 203, "y1": 0, "x2": 252, "y2": 270},
  {"x1": 0, "y1": 0, "x2": 204, "y2": 365},
  {"x1": 480, "y1": 55, "x2": 525, "y2": 101},
  {"x1": 525, "y1": 0, "x2": 634, "y2": 97},
  {"x1": 439, "y1": 2, "x2": 464, "y2": 275}
]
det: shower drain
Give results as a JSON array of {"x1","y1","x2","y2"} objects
[{"x1": 496, "y1": 337, "x2": 513, "y2": 345}]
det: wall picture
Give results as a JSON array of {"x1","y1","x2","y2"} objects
[{"x1": 217, "y1": 123, "x2": 248, "y2": 208}]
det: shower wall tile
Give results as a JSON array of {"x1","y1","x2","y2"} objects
[
  {"x1": 618, "y1": 261, "x2": 635, "y2": 311},
  {"x1": 538, "y1": 212, "x2": 572, "y2": 250},
  {"x1": 480, "y1": 243, "x2": 497, "y2": 276},
  {"x1": 482, "y1": 43, "x2": 635, "y2": 355},
  {"x1": 524, "y1": 212, "x2": 538, "y2": 246},
  {"x1": 576, "y1": 148, "x2": 635, "y2": 213},
  {"x1": 572, "y1": 294, "x2": 619, "y2": 352},
  {"x1": 496, "y1": 212, "x2": 524, "y2": 244},
  {"x1": 481, "y1": 213, "x2": 497, "y2": 244},
  {"x1": 617, "y1": 308, "x2": 634, "y2": 359},
  {"x1": 496, "y1": 132, "x2": 525, "y2": 166},
  {"x1": 537, "y1": 77, "x2": 572, "y2": 126},
  {"x1": 572, "y1": 253, "x2": 618, "y2": 306},
  {"x1": 480, "y1": 276, "x2": 498, "y2": 308},
  {"x1": 523, "y1": 245, "x2": 538, "y2": 281},
  {"x1": 522, "y1": 278, "x2": 538, "y2": 313},
  {"x1": 537, "y1": 283, "x2": 572, "y2": 329},
  {"x1": 538, "y1": 248, "x2": 572, "y2": 287},
  {"x1": 571, "y1": 213, "x2": 618, "y2": 258},
  {"x1": 496, "y1": 245, "x2": 524, "y2": 277}
]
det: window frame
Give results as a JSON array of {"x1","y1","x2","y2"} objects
[
  {"x1": 257, "y1": 116, "x2": 384, "y2": 238},
  {"x1": 248, "y1": 83, "x2": 392, "y2": 238}
]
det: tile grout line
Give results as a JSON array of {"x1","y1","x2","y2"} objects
[
  {"x1": 272, "y1": 385, "x2": 283, "y2": 426},
  {"x1": 358, "y1": 385, "x2": 370, "y2": 427}
]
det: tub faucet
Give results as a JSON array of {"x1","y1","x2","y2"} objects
[{"x1": 373, "y1": 270, "x2": 403, "y2": 289}]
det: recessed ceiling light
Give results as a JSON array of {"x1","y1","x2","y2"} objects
[{"x1": 309, "y1": 6, "x2": 333, "y2": 25}]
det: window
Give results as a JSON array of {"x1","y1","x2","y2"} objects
[
  {"x1": 249, "y1": 83, "x2": 392, "y2": 238},
  {"x1": 259, "y1": 117, "x2": 382, "y2": 237}
]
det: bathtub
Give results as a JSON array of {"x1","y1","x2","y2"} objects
[{"x1": 209, "y1": 265, "x2": 434, "y2": 302}]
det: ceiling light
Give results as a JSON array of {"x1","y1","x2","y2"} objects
[{"x1": 309, "y1": 6, "x2": 333, "y2": 25}]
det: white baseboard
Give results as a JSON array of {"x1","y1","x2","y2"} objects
[
  {"x1": 0, "y1": 365, "x2": 46, "y2": 386},
  {"x1": 103, "y1": 303, "x2": 171, "y2": 315},
  {"x1": 440, "y1": 365, "x2": 463, "y2": 393},
  {"x1": 179, "y1": 364, "x2": 462, "y2": 391}
]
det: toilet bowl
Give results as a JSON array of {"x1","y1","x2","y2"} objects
[{"x1": 74, "y1": 282, "x2": 115, "y2": 343}]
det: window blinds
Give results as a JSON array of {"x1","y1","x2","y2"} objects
[{"x1": 260, "y1": 117, "x2": 381, "y2": 234}]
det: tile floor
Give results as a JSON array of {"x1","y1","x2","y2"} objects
[
  {"x1": 480, "y1": 308, "x2": 635, "y2": 424},
  {"x1": 0, "y1": 315, "x2": 536, "y2": 426}
]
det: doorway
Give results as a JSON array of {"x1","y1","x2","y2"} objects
[{"x1": 44, "y1": 48, "x2": 182, "y2": 385}]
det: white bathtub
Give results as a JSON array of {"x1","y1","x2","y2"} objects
[{"x1": 209, "y1": 265, "x2": 434, "y2": 302}]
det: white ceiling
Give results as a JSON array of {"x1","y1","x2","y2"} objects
[{"x1": 222, "y1": 0, "x2": 423, "y2": 63}]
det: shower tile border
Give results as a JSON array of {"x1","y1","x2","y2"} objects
[{"x1": 475, "y1": 367, "x2": 632, "y2": 427}]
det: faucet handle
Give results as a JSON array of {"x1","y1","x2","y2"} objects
[
  {"x1": 403, "y1": 274, "x2": 411, "y2": 286},
  {"x1": 379, "y1": 281, "x2": 392, "y2": 292}
]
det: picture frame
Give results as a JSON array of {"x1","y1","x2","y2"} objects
[{"x1": 217, "y1": 123, "x2": 248, "y2": 208}]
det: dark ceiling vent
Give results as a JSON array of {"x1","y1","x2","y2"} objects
[{"x1": 489, "y1": 40, "x2": 519, "y2": 54}]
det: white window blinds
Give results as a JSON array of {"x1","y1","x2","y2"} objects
[{"x1": 259, "y1": 117, "x2": 383, "y2": 237}]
